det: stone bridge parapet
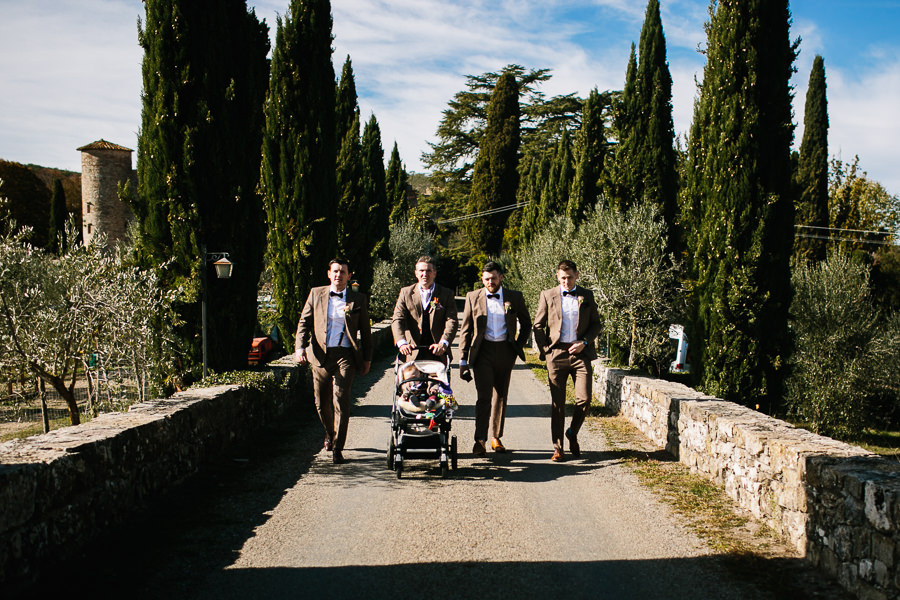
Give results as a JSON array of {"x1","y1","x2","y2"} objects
[{"x1": 595, "y1": 364, "x2": 900, "y2": 600}]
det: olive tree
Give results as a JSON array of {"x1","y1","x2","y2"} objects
[
  {"x1": 368, "y1": 220, "x2": 436, "y2": 321},
  {"x1": 0, "y1": 216, "x2": 175, "y2": 425},
  {"x1": 574, "y1": 202, "x2": 681, "y2": 371},
  {"x1": 786, "y1": 252, "x2": 900, "y2": 438}
]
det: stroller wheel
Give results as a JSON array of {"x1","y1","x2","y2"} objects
[
  {"x1": 451, "y1": 435, "x2": 458, "y2": 470},
  {"x1": 395, "y1": 462, "x2": 403, "y2": 479},
  {"x1": 387, "y1": 438, "x2": 395, "y2": 470},
  {"x1": 440, "y1": 459, "x2": 449, "y2": 478}
]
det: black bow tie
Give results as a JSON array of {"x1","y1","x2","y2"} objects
[
  {"x1": 487, "y1": 293, "x2": 499, "y2": 299},
  {"x1": 330, "y1": 291, "x2": 343, "y2": 298},
  {"x1": 563, "y1": 289, "x2": 576, "y2": 296}
]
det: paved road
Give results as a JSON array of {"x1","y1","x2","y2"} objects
[{"x1": 32, "y1": 353, "x2": 833, "y2": 599}]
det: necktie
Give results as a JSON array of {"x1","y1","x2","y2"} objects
[{"x1": 487, "y1": 293, "x2": 499, "y2": 299}]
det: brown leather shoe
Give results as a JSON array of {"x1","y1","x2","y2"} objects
[
  {"x1": 332, "y1": 450, "x2": 344, "y2": 464},
  {"x1": 565, "y1": 428, "x2": 580, "y2": 458},
  {"x1": 324, "y1": 436, "x2": 333, "y2": 452},
  {"x1": 551, "y1": 449, "x2": 565, "y2": 462},
  {"x1": 490, "y1": 438, "x2": 506, "y2": 453},
  {"x1": 472, "y1": 440, "x2": 486, "y2": 456}
]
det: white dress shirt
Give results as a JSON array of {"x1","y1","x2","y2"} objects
[
  {"x1": 560, "y1": 286, "x2": 579, "y2": 343},
  {"x1": 484, "y1": 287, "x2": 507, "y2": 342},
  {"x1": 326, "y1": 288, "x2": 351, "y2": 348}
]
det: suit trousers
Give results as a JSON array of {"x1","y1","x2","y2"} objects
[
  {"x1": 311, "y1": 347, "x2": 355, "y2": 451},
  {"x1": 472, "y1": 340, "x2": 517, "y2": 442},
  {"x1": 546, "y1": 346, "x2": 592, "y2": 451}
]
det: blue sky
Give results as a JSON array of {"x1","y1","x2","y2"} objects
[{"x1": 1, "y1": 0, "x2": 898, "y2": 194}]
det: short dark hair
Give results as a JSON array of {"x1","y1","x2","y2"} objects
[
  {"x1": 329, "y1": 257, "x2": 350, "y2": 271},
  {"x1": 415, "y1": 255, "x2": 437, "y2": 270},
  {"x1": 482, "y1": 261, "x2": 503, "y2": 274},
  {"x1": 557, "y1": 259, "x2": 577, "y2": 273}
]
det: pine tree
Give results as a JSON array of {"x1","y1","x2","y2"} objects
[
  {"x1": 260, "y1": 0, "x2": 336, "y2": 350},
  {"x1": 134, "y1": 0, "x2": 269, "y2": 374},
  {"x1": 360, "y1": 114, "x2": 389, "y2": 286},
  {"x1": 386, "y1": 142, "x2": 409, "y2": 224},
  {"x1": 682, "y1": 0, "x2": 796, "y2": 411},
  {"x1": 467, "y1": 71, "x2": 521, "y2": 257},
  {"x1": 47, "y1": 178, "x2": 67, "y2": 255},
  {"x1": 568, "y1": 89, "x2": 607, "y2": 225},
  {"x1": 794, "y1": 55, "x2": 829, "y2": 262}
]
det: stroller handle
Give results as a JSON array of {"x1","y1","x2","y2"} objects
[{"x1": 395, "y1": 345, "x2": 451, "y2": 367}]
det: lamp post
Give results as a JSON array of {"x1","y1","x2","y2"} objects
[{"x1": 201, "y1": 245, "x2": 233, "y2": 380}]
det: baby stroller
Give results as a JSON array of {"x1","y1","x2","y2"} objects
[{"x1": 387, "y1": 348, "x2": 458, "y2": 478}]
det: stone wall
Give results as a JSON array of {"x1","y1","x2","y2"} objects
[
  {"x1": 0, "y1": 320, "x2": 395, "y2": 591},
  {"x1": 595, "y1": 364, "x2": 900, "y2": 600}
]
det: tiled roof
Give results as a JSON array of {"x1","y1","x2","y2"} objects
[{"x1": 77, "y1": 139, "x2": 133, "y2": 152}]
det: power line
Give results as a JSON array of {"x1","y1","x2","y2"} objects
[{"x1": 435, "y1": 201, "x2": 529, "y2": 224}]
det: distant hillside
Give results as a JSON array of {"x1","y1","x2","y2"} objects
[
  {"x1": 0, "y1": 161, "x2": 82, "y2": 246},
  {"x1": 28, "y1": 164, "x2": 82, "y2": 218}
]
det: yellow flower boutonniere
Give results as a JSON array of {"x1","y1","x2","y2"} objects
[
  {"x1": 344, "y1": 305, "x2": 354, "y2": 316},
  {"x1": 577, "y1": 296, "x2": 584, "y2": 305},
  {"x1": 504, "y1": 301, "x2": 512, "y2": 314}
]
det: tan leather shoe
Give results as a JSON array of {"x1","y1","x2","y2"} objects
[
  {"x1": 491, "y1": 438, "x2": 506, "y2": 453},
  {"x1": 551, "y1": 449, "x2": 565, "y2": 462}
]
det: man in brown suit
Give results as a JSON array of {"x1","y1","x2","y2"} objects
[
  {"x1": 391, "y1": 255, "x2": 458, "y2": 361},
  {"x1": 295, "y1": 258, "x2": 373, "y2": 464},
  {"x1": 533, "y1": 259, "x2": 601, "y2": 462},
  {"x1": 459, "y1": 261, "x2": 531, "y2": 455}
]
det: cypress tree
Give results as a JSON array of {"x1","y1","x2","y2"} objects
[
  {"x1": 467, "y1": 71, "x2": 521, "y2": 257},
  {"x1": 335, "y1": 55, "x2": 365, "y2": 279},
  {"x1": 794, "y1": 55, "x2": 829, "y2": 262},
  {"x1": 386, "y1": 142, "x2": 409, "y2": 224},
  {"x1": 613, "y1": 44, "x2": 639, "y2": 212},
  {"x1": 360, "y1": 114, "x2": 389, "y2": 286},
  {"x1": 336, "y1": 112, "x2": 365, "y2": 279},
  {"x1": 47, "y1": 178, "x2": 67, "y2": 255},
  {"x1": 635, "y1": 0, "x2": 678, "y2": 245},
  {"x1": 682, "y1": 0, "x2": 796, "y2": 411},
  {"x1": 336, "y1": 56, "x2": 358, "y2": 145},
  {"x1": 516, "y1": 154, "x2": 549, "y2": 244},
  {"x1": 135, "y1": 0, "x2": 269, "y2": 374},
  {"x1": 260, "y1": 0, "x2": 336, "y2": 350},
  {"x1": 538, "y1": 130, "x2": 572, "y2": 228},
  {"x1": 568, "y1": 89, "x2": 606, "y2": 225}
]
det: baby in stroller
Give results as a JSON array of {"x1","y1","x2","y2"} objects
[
  {"x1": 388, "y1": 356, "x2": 459, "y2": 478},
  {"x1": 397, "y1": 362, "x2": 455, "y2": 413}
]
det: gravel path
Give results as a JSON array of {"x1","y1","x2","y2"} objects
[{"x1": 32, "y1": 353, "x2": 807, "y2": 599}]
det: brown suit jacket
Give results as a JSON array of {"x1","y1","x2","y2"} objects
[
  {"x1": 459, "y1": 287, "x2": 531, "y2": 364},
  {"x1": 533, "y1": 286, "x2": 602, "y2": 361},
  {"x1": 295, "y1": 286, "x2": 373, "y2": 370},
  {"x1": 391, "y1": 283, "x2": 458, "y2": 357}
]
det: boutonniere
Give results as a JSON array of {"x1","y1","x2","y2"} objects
[
  {"x1": 577, "y1": 296, "x2": 584, "y2": 305},
  {"x1": 430, "y1": 297, "x2": 441, "y2": 311},
  {"x1": 504, "y1": 301, "x2": 512, "y2": 314},
  {"x1": 344, "y1": 305, "x2": 355, "y2": 316}
]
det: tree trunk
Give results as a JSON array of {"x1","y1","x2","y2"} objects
[{"x1": 38, "y1": 377, "x2": 50, "y2": 433}]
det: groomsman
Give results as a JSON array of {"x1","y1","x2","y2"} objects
[
  {"x1": 532, "y1": 260, "x2": 601, "y2": 462},
  {"x1": 391, "y1": 255, "x2": 458, "y2": 361},
  {"x1": 459, "y1": 262, "x2": 531, "y2": 456},
  {"x1": 295, "y1": 258, "x2": 373, "y2": 464}
]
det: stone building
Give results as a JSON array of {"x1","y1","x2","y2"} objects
[{"x1": 78, "y1": 139, "x2": 136, "y2": 246}]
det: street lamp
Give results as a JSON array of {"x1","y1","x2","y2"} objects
[{"x1": 201, "y1": 245, "x2": 233, "y2": 380}]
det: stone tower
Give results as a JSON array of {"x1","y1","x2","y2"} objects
[{"x1": 78, "y1": 139, "x2": 135, "y2": 246}]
